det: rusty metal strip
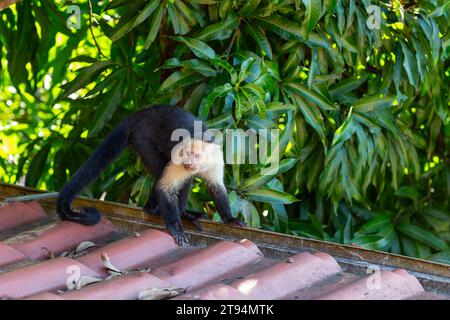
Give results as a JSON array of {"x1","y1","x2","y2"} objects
[{"x1": 1, "y1": 183, "x2": 449, "y2": 279}]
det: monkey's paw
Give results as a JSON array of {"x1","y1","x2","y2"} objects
[
  {"x1": 181, "y1": 210, "x2": 209, "y2": 231},
  {"x1": 168, "y1": 227, "x2": 190, "y2": 246},
  {"x1": 225, "y1": 217, "x2": 247, "y2": 227}
]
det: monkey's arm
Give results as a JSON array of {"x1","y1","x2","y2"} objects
[
  {"x1": 177, "y1": 177, "x2": 193, "y2": 214},
  {"x1": 177, "y1": 178, "x2": 207, "y2": 230},
  {"x1": 154, "y1": 163, "x2": 194, "y2": 245},
  {"x1": 154, "y1": 187, "x2": 189, "y2": 246}
]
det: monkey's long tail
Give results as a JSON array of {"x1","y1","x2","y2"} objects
[{"x1": 56, "y1": 121, "x2": 130, "y2": 225}]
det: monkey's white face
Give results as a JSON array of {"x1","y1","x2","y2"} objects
[
  {"x1": 182, "y1": 147, "x2": 202, "y2": 173},
  {"x1": 177, "y1": 139, "x2": 220, "y2": 174}
]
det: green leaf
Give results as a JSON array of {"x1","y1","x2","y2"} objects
[
  {"x1": 239, "y1": 0, "x2": 261, "y2": 16},
  {"x1": 256, "y1": 15, "x2": 304, "y2": 41},
  {"x1": 131, "y1": 175, "x2": 154, "y2": 207},
  {"x1": 171, "y1": 36, "x2": 216, "y2": 60},
  {"x1": 353, "y1": 95, "x2": 397, "y2": 113},
  {"x1": 238, "y1": 57, "x2": 256, "y2": 83},
  {"x1": 89, "y1": 78, "x2": 125, "y2": 136},
  {"x1": 429, "y1": 251, "x2": 450, "y2": 265},
  {"x1": 158, "y1": 70, "x2": 204, "y2": 93},
  {"x1": 234, "y1": 90, "x2": 243, "y2": 120},
  {"x1": 244, "y1": 23, "x2": 273, "y2": 59},
  {"x1": 111, "y1": 0, "x2": 159, "y2": 41},
  {"x1": 394, "y1": 186, "x2": 419, "y2": 201},
  {"x1": 174, "y1": 0, "x2": 197, "y2": 27},
  {"x1": 200, "y1": 83, "x2": 233, "y2": 119},
  {"x1": 397, "y1": 223, "x2": 449, "y2": 251},
  {"x1": 60, "y1": 61, "x2": 116, "y2": 99},
  {"x1": 240, "y1": 198, "x2": 261, "y2": 228},
  {"x1": 206, "y1": 112, "x2": 233, "y2": 128},
  {"x1": 293, "y1": 96, "x2": 327, "y2": 147},
  {"x1": 25, "y1": 144, "x2": 51, "y2": 188},
  {"x1": 331, "y1": 108, "x2": 355, "y2": 146},
  {"x1": 241, "y1": 158, "x2": 297, "y2": 189},
  {"x1": 350, "y1": 235, "x2": 383, "y2": 246},
  {"x1": 350, "y1": 232, "x2": 393, "y2": 251},
  {"x1": 284, "y1": 82, "x2": 337, "y2": 111},
  {"x1": 304, "y1": 0, "x2": 322, "y2": 33},
  {"x1": 400, "y1": 40, "x2": 419, "y2": 89},
  {"x1": 245, "y1": 187, "x2": 299, "y2": 204},
  {"x1": 329, "y1": 75, "x2": 369, "y2": 97},
  {"x1": 307, "y1": 48, "x2": 319, "y2": 89},
  {"x1": 359, "y1": 214, "x2": 392, "y2": 234},
  {"x1": 265, "y1": 102, "x2": 297, "y2": 116},
  {"x1": 182, "y1": 59, "x2": 217, "y2": 77},
  {"x1": 196, "y1": 14, "x2": 238, "y2": 42},
  {"x1": 211, "y1": 58, "x2": 238, "y2": 83},
  {"x1": 144, "y1": 4, "x2": 164, "y2": 49},
  {"x1": 219, "y1": 0, "x2": 232, "y2": 19},
  {"x1": 427, "y1": 1, "x2": 450, "y2": 18}
]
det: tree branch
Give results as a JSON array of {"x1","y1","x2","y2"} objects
[
  {"x1": 0, "y1": 0, "x2": 22, "y2": 11},
  {"x1": 87, "y1": 0, "x2": 108, "y2": 60}
]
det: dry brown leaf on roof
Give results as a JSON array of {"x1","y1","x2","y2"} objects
[
  {"x1": 41, "y1": 247, "x2": 55, "y2": 259},
  {"x1": 76, "y1": 241, "x2": 97, "y2": 252},
  {"x1": 138, "y1": 287, "x2": 186, "y2": 300},
  {"x1": 101, "y1": 252, "x2": 125, "y2": 275},
  {"x1": 75, "y1": 275, "x2": 103, "y2": 289}
]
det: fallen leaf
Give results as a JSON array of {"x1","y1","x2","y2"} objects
[
  {"x1": 75, "y1": 241, "x2": 96, "y2": 253},
  {"x1": 138, "y1": 287, "x2": 186, "y2": 300},
  {"x1": 75, "y1": 275, "x2": 103, "y2": 289},
  {"x1": 101, "y1": 252, "x2": 124, "y2": 274}
]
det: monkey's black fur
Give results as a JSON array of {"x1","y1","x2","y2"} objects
[{"x1": 57, "y1": 105, "x2": 242, "y2": 245}]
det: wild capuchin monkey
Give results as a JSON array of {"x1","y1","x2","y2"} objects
[{"x1": 57, "y1": 105, "x2": 245, "y2": 245}]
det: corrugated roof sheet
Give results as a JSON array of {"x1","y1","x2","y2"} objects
[{"x1": 0, "y1": 198, "x2": 448, "y2": 300}]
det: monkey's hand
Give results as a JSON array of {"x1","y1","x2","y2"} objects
[
  {"x1": 224, "y1": 217, "x2": 247, "y2": 227},
  {"x1": 168, "y1": 225, "x2": 190, "y2": 246},
  {"x1": 181, "y1": 210, "x2": 209, "y2": 231}
]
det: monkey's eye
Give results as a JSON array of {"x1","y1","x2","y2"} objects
[{"x1": 194, "y1": 154, "x2": 200, "y2": 159}]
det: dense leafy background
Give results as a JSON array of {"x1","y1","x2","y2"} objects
[{"x1": 0, "y1": 0, "x2": 449, "y2": 263}]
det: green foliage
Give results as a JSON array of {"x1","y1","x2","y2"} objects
[{"x1": 0, "y1": 0, "x2": 449, "y2": 263}]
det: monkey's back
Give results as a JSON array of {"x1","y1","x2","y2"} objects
[{"x1": 127, "y1": 105, "x2": 211, "y2": 156}]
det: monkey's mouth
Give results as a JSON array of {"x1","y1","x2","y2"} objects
[{"x1": 183, "y1": 165, "x2": 198, "y2": 172}]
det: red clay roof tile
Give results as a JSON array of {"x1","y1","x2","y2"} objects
[
  {"x1": 231, "y1": 252, "x2": 341, "y2": 299},
  {"x1": 7, "y1": 219, "x2": 115, "y2": 260},
  {"x1": 77, "y1": 229, "x2": 177, "y2": 276},
  {"x1": 180, "y1": 252, "x2": 342, "y2": 300},
  {"x1": 174, "y1": 284, "x2": 248, "y2": 300},
  {"x1": 0, "y1": 242, "x2": 27, "y2": 267},
  {"x1": 24, "y1": 292, "x2": 64, "y2": 300},
  {"x1": 61, "y1": 272, "x2": 169, "y2": 300},
  {"x1": 0, "y1": 201, "x2": 46, "y2": 231},
  {"x1": 317, "y1": 269, "x2": 424, "y2": 300},
  {"x1": 0, "y1": 257, "x2": 101, "y2": 299},
  {"x1": 152, "y1": 240, "x2": 263, "y2": 291},
  {"x1": 0, "y1": 200, "x2": 446, "y2": 300}
]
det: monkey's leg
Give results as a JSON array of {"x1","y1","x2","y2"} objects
[
  {"x1": 130, "y1": 139, "x2": 167, "y2": 216},
  {"x1": 143, "y1": 190, "x2": 159, "y2": 216},
  {"x1": 208, "y1": 184, "x2": 246, "y2": 227}
]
